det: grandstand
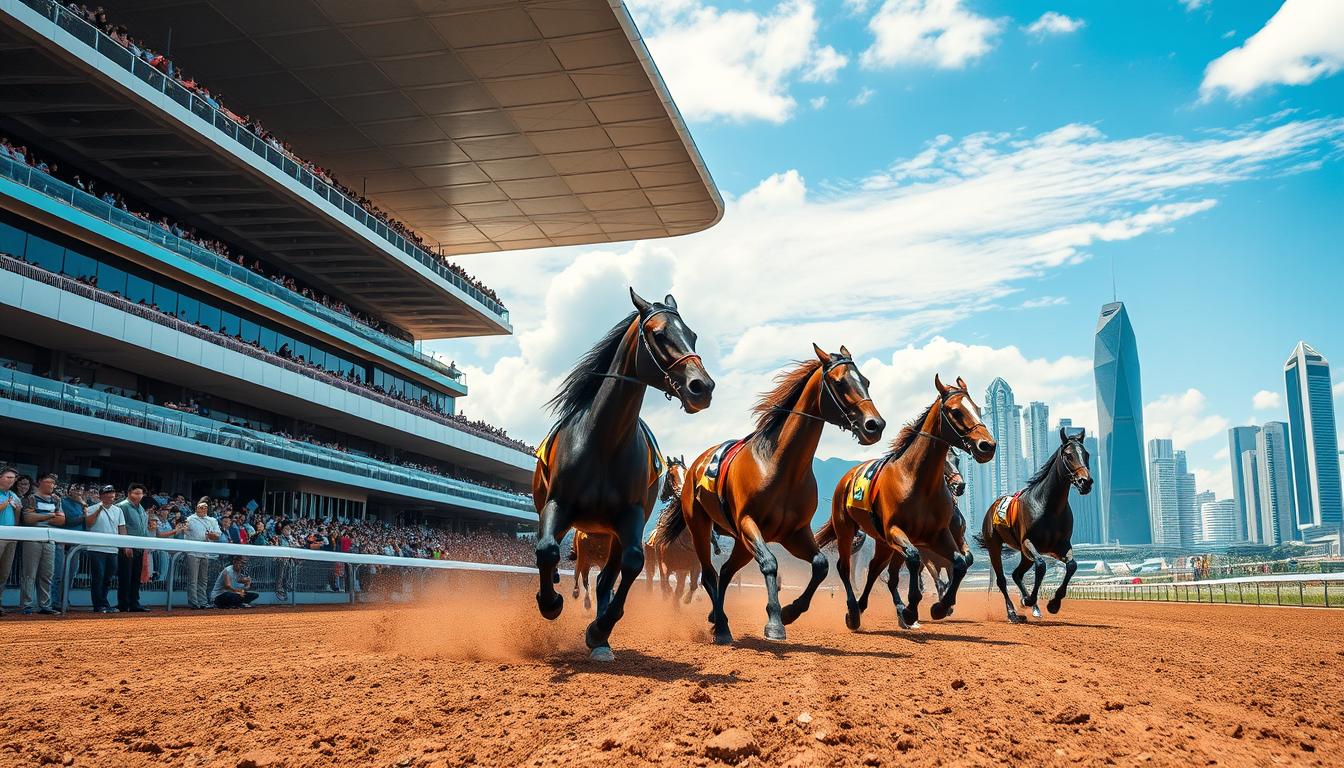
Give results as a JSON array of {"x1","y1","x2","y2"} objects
[{"x1": 0, "y1": 0, "x2": 721, "y2": 537}]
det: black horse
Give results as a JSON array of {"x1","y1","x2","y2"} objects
[
  {"x1": 532, "y1": 290, "x2": 714, "y2": 660},
  {"x1": 977, "y1": 428, "x2": 1093, "y2": 623}
]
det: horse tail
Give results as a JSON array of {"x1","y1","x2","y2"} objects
[
  {"x1": 972, "y1": 532, "x2": 987, "y2": 550},
  {"x1": 814, "y1": 519, "x2": 837, "y2": 549},
  {"x1": 656, "y1": 501, "x2": 688, "y2": 545}
]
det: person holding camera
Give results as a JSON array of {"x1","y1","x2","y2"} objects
[{"x1": 211, "y1": 556, "x2": 258, "y2": 608}]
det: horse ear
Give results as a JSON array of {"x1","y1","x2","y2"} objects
[
  {"x1": 1078, "y1": 427, "x2": 1085, "y2": 439},
  {"x1": 1060, "y1": 427, "x2": 1068, "y2": 443},
  {"x1": 935, "y1": 373, "x2": 949, "y2": 395},
  {"x1": 629, "y1": 288, "x2": 652, "y2": 315},
  {"x1": 956, "y1": 376, "x2": 967, "y2": 390},
  {"x1": 812, "y1": 343, "x2": 830, "y2": 364},
  {"x1": 839, "y1": 344, "x2": 851, "y2": 359},
  {"x1": 663, "y1": 293, "x2": 678, "y2": 310}
]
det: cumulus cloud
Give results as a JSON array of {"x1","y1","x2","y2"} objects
[
  {"x1": 1024, "y1": 12, "x2": 1085, "y2": 39},
  {"x1": 850, "y1": 86, "x2": 876, "y2": 106},
  {"x1": 810, "y1": 96, "x2": 828, "y2": 110},
  {"x1": 1020, "y1": 296, "x2": 1068, "y2": 309},
  {"x1": 626, "y1": 0, "x2": 848, "y2": 123},
  {"x1": 1252, "y1": 390, "x2": 1282, "y2": 410},
  {"x1": 859, "y1": 0, "x2": 1004, "y2": 70},
  {"x1": 437, "y1": 117, "x2": 1344, "y2": 461},
  {"x1": 1144, "y1": 389, "x2": 1230, "y2": 449},
  {"x1": 1200, "y1": 0, "x2": 1344, "y2": 100}
]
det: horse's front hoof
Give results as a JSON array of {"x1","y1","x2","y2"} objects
[
  {"x1": 1021, "y1": 595, "x2": 1036, "y2": 608},
  {"x1": 1047, "y1": 598, "x2": 1063, "y2": 615},
  {"x1": 537, "y1": 592, "x2": 564, "y2": 620},
  {"x1": 583, "y1": 595, "x2": 592, "y2": 611},
  {"x1": 712, "y1": 628, "x2": 734, "y2": 645},
  {"x1": 764, "y1": 622, "x2": 787, "y2": 642},
  {"x1": 844, "y1": 610, "x2": 861, "y2": 632},
  {"x1": 780, "y1": 604, "x2": 803, "y2": 626},
  {"x1": 899, "y1": 608, "x2": 920, "y2": 630},
  {"x1": 590, "y1": 646, "x2": 615, "y2": 662},
  {"x1": 929, "y1": 601, "x2": 949, "y2": 621},
  {"x1": 1031, "y1": 604, "x2": 1043, "y2": 619},
  {"x1": 584, "y1": 622, "x2": 609, "y2": 650},
  {"x1": 1007, "y1": 613, "x2": 1027, "y2": 625},
  {"x1": 571, "y1": 588, "x2": 580, "y2": 598}
]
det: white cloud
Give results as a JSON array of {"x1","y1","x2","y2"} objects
[
  {"x1": 859, "y1": 0, "x2": 1004, "y2": 70},
  {"x1": 626, "y1": 0, "x2": 847, "y2": 123},
  {"x1": 1019, "y1": 295, "x2": 1068, "y2": 309},
  {"x1": 1144, "y1": 389, "x2": 1230, "y2": 449},
  {"x1": 1194, "y1": 464, "x2": 1232, "y2": 501},
  {"x1": 810, "y1": 96, "x2": 828, "y2": 110},
  {"x1": 1334, "y1": 379, "x2": 1344, "y2": 397},
  {"x1": 1181, "y1": 0, "x2": 1208, "y2": 11},
  {"x1": 1024, "y1": 12, "x2": 1085, "y2": 39},
  {"x1": 439, "y1": 117, "x2": 1344, "y2": 460},
  {"x1": 850, "y1": 86, "x2": 876, "y2": 106},
  {"x1": 1200, "y1": 0, "x2": 1344, "y2": 100},
  {"x1": 1213, "y1": 446, "x2": 1230, "y2": 461},
  {"x1": 1252, "y1": 389, "x2": 1282, "y2": 410}
]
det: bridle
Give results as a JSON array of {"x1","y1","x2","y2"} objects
[
  {"x1": 770, "y1": 356, "x2": 869, "y2": 438},
  {"x1": 593, "y1": 307, "x2": 703, "y2": 410},
  {"x1": 1059, "y1": 439, "x2": 1091, "y2": 490},
  {"x1": 917, "y1": 388, "x2": 980, "y2": 453}
]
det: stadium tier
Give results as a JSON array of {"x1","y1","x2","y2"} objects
[{"x1": 0, "y1": 0, "x2": 721, "y2": 531}]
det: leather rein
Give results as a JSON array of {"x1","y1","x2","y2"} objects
[
  {"x1": 768, "y1": 357, "x2": 870, "y2": 438},
  {"x1": 916, "y1": 388, "x2": 980, "y2": 453},
  {"x1": 591, "y1": 308, "x2": 703, "y2": 410}
]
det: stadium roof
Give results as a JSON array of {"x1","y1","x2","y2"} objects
[{"x1": 100, "y1": 0, "x2": 723, "y2": 255}]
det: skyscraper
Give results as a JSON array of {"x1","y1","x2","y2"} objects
[
  {"x1": 984, "y1": 378, "x2": 1026, "y2": 498},
  {"x1": 1174, "y1": 450, "x2": 1200, "y2": 547},
  {"x1": 1228, "y1": 425, "x2": 1262, "y2": 541},
  {"x1": 1095, "y1": 302, "x2": 1151, "y2": 544},
  {"x1": 1023, "y1": 401, "x2": 1051, "y2": 475},
  {"x1": 1058, "y1": 418, "x2": 1104, "y2": 544},
  {"x1": 1147, "y1": 439, "x2": 1180, "y2": 547},
  {"x1": 1200, "y1": 499, "x2": 1241, "y2": 545},
  {"x1": 1256, "y1": 422, "x2": 1298, "y2": 545},
  {"x1": 1284, "y1": 342, "x2": 1343, "y2": 544},
  {"x1": 1241, "y1": 450, "x2": 1264, "y2": 543}
]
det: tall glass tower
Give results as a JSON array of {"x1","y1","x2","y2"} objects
[
  {"x1": 1023, "y1": 401, "x2": 1051, "y2": 474},
  {"x1": 1256, "y1": 422, "x2": 1298, "y2": 544},
  {"x1": 1283, "y1": 342, "x2": 1343, "y2": 542},
  {"x1": 984, "y1": 378, "x2": 1025, "y2": 498},
  {"x1": 1095, "y1": 302, "x2": 1151, "y2": 544}
]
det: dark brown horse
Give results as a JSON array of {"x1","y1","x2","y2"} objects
[
  {"x1": 817, "y1": 376, "x2": 995, "y2": 631},
  {"x1": 568, "y1": 531, "x2": 611, "y2": 610},
  {"x1": 664, "y1": 345, "x2": 886, "y2": 644},
  {"x1": 646, "y1": 456, "x2": 721, "y2": 603},
  {"x1": 978, "y1": 428, "x2": 1093, "y2": 623},
  {"x1": 532, "y1": 290, "x2": 714, "y2": 661},
  {"x1": 919, "y1": 453, "x2": 971, "y2": 607}
]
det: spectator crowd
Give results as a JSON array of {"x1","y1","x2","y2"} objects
[
  {"x1": 54, "y1": 3, "x2": 503, "y2": 308},
  {"x1": 0, "y1": 466, "x2": 535, "y2": 616}
]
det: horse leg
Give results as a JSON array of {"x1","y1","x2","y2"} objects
[
  {"x1": 886, "y1": 528, "x2": 922, "y2": 629},
  {"x1": 534, "y1": 499, "x2": 567, "y2": 619},
  {"x1": 592, "y1": 542, "x2": 620, "y2": 616},
  {"x1": 1020, "y1": 540, "x2": 1048, "y2": 618},
  {"x1": 927, "y1": 529, "x2": 969, "y2": 621},
  {"x1": 710, "y1": 541, "x2": 753, "y2": 645},
  {"x1": 832, "y1": 504, "x2": 865, "y2": 630},
  {"x1": 857, "y1": 541, "x2": 894, "y2": 620},
  {"x1": 1047, "y1": 547, "x2": 1078, "y2": 615},
  {"x1": 583, "y1": 507, "x2": 646, "y2": 661},
  {"x1": 685, "y1": 500, "x2": 720, "y2": 623},
  {"x1": 672, "y1": 567, "x2": 686, "y2": 604},
  {"x1": 572, "y1": 546, "x2": 582, "y2": 599},
  {"x1": 736, "y1": 516, "x2": 786, "y2": 641},
  {"x1": 685, "y1": 568, "x2": 699, "y2": 605},
  {"x1": 989, "y1": 533, "x2": 1024, "y2": 624},
  {"x1": 779, "y1": 528, "x2": 828, "y2": 626}
]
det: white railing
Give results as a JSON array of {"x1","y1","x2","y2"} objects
[{"x1": 1070, "y1": 572, "x2": 1344, "y2": 608}]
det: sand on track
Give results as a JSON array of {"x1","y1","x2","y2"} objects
[{"x1": 2, "y1": 577, "x2": 1341, "y2": 768}]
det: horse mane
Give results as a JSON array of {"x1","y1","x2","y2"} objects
[
  {"x1": 1024, "y1": 442, "x2": 1064, "y2": 490},
  {"x1": 750, "y1": 359, "x2": 822, "y2": 449},
  {"x1": 885, "y1": 402, "x2": 934, "y2": 460},
  {"x1": 545, "y1": 311, "x2": 637, "y2": 424}
]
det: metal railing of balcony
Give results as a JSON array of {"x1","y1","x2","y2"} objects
[
  {"x1": 0, "y1": 254, "x2": 535, "y2": 455},
  {"x1": 0, "y1": 154, "x2": 466, "y2": 383},
  {"x1": 11, "y1": 0, "x2": 509, "y2": 324},
  {"x1": 0, "y1": 366, "x2": 533, "y2": 512}
]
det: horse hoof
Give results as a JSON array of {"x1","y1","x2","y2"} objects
[
  {"x1": 589, "y1": 646, "x2": 615, "y2": 663},
  {"x1": 844, "y1": 610, "x2": 861, "y2": 632},
  {"x1": 1047, "y1": 598, "x2": 1063, "y2": 615},
  {"x1": 537, "y1": 593, "x2": 564, "y2": 620},
  {"x1": 900, "y1": 608, "x2": 920, "y2": 630},
  {"x1": 571, "y1": 588, "x2": 579, "y2": 598},
  {"x1": 780, "y1": 604, "x2": 803, "y2": 626},
  {"x1": 929, "y1": 602, "x2": 949, "y2": 621},
  {"x1": 1008, "y1": 613, "x2": 1026, "y2": 624},
  {"x1": 1031, "y1": 605, "x2": 1043, "y2": 619},
  {"x1": 1020, "y1": 595, "x2": 1035, "y2": 608},
  {"x1": 712, "y1": 629, "x2": 734, "y2": 646},
  {"x1": 552, "y1": 572, "x2": 560, "y2": 584},
  {"x1": 764, "y1": 623, "x2": 787, "y2": 642},
  {"x1": 583, "y1": 595, "x2": 592, "y2": 611},
  {"x1": 584, "y1": 622, "x2": 609, "y2": 650}
]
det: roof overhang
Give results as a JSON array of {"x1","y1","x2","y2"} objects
[{"x1": 92, "y1": 0, "x2": 723, "y2": 255}]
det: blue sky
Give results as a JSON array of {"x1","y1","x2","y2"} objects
[{"x1": 436, "y1": 0, "x2": 1344, "y2": 500}]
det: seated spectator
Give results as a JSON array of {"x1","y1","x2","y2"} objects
[{"x1": 211, "y1": 556, "x2": 258, "y2": 608}]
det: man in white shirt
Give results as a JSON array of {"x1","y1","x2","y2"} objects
[
  {"x1": 183, "y1": 497, "x2": 221, "y2": 609},
  {"x1": 84, "y1": 485, "x2": 126, "y2": 613},
  {"x1": 211, "y1": 556, "x2": 257, "y2": 608}
]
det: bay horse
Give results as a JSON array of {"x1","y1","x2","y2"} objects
[
  {"x1": 977, "y1": 428, "x2": 1092, "y2": 623},
  {"x1": 665, "y1": 345, "x2": 886, "y2": 644},
  {"x1": 646, "y1": 456, "x2": 721, "y2": 603},
  {"x1": 919, "y1": 454, "x2": 971, "y2": 606},
  {"x1": 568, "y1": 531, "x2": 611, "y2": 610},
  {"x1": 817, "y1": 376, "x2": 996, "y2": 631},
  {"x1": 532, "y1": 290, "x2": 714, "y2": 661}
]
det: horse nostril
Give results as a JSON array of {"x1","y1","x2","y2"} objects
[
  {"x1": 686, "y1": 378, "x2": 705, "y2": 396},
  {"x1": 977, "y1": 440, "x2": 995, "y2": 455},
  {"x1": 864, "y1": 418, "x2": 883, "y2": 434}
]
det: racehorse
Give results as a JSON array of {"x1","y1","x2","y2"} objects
[
  {"x1": 665, "y1": 345, "x2": 886, "y2": 644},
  {"x1": 532, "y1": 290, "x2": 714, "y2": 661},
  {"x1": 817, "y1": 376, "x2": 996, "y2": 631},
  {"x1": 977, "y1": 428, "x2": 1092, "y2": 623},
  {"x1": 646, "y1": 456, "x2": 721, "y2": 604},
  {"x1": 568, "y1": 531, "x2": 611, "y2": 610},
  {"x1": 919, "y1": 454, "x2": 971, "y2": 607}
]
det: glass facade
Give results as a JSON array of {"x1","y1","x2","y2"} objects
[
  {"x1": 1094, "y1": 302, "x2": 1150, "y2": 545},
  {"x1": 1283, "y1": 342, "x2": 1343, "y2": 537}
]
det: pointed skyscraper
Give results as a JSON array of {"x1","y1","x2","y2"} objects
[
  {"x1": 1283, "y1": 342, "x2": 1343, "y2": 547},
  {"x1": 1095, "y1": 302, "x2": 1151, "y2": 544}
]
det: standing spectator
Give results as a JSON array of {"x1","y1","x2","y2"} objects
[
  {"x1": 221, "y1": 513, "x2": 241, "y2": 544},
  {"x1": 149, "y1": 505, "x2": 186, "y2": 579},
  {"x1": 19, "y1": 473, "x2": 65, "y2": 615},
  {"x1": 83, "y1": 485, "x2": 126, "y2": 613},
  {"x1": 51, "y1": 483, "x2": 88, "y2": 609},
  {"x1": 116, "y1": 483, "x2": 151, "y2": 612},
  {"x1": 184, "y1": 497, "x2": 221, "y2": 609},
  {"x1": 0, "y1": 467, "x2": 22, "y2": 616},
  {"x1": 211, "y1": 556, "x2": 257, "y2": 608}
]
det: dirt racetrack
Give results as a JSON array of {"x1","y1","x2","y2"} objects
[{"x1": 2, "y1": 580, "x2": 1341, "y2": 768}]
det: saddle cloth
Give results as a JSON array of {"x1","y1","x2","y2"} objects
[
  {"x1": 845, "y1": 456, "x2": 887, "y2": 513},
  {"x1": 698, "y1": 437, "x2": 750, "y2": 497},
  {"x1": 536, "y1": 418, "x2": 665, "y2": 489},
  {"x1": 992, "y1": 493, "x2": 1023, "y2": 529}
]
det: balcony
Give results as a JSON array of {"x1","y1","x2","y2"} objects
[{"x1": 0, "y1": 366, "x2": 534, "y2": 516}]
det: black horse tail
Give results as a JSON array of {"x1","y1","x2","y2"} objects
[
  {"x1": 656, "y1": 501, "x2": 688, "y2": 545},
  {"x1": 973, "y1": 532, "x2": 987, "y2": 550},
  {"x1": 815, "y1": 520, "x2": 837, "y2": 549}
]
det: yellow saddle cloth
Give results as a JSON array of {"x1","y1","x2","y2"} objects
[{"x1": 845, "y1": 457, "x2": 886, "y2": 513}]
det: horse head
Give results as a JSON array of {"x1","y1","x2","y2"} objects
[
  {"x1": 944, "y1": 453, "x2": 966, "y2": 497},
  {"x1": 1060, "y1": 427, "x2": 1093, "y2": 494},
  {"x1": 933, "y1": 375, "x2": 996, "y2": 463},
  {"x1": 660, "y1": 454, "x2": 687, "y2": 502},
  {"x1": 630, "y1": 289, "x2": 714, "y2": 413}
]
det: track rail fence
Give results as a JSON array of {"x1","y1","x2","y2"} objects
[{"x1": 1070, "y1": 573, "x2": 1344, "y2": 608}]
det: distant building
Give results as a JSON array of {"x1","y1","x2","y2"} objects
[
  {"x1": 1228, "y1": 425, "x2": 1262, "y2": 541},
  {"x1": 984, "y1": 378, "x2": 1026, "y2": 498},
  {"x1": 1256, "y1": 422, "x2": 1298, "y2": 545},
  {"x1": 1240, "y1": 450, "x2": 1265, "y2": 543},
  {"x1": 1147, "y1": 439, "x2": 1180, "y2": 547},
  {"x1": 1284, "y1": 341, "x2": 1343, "y2": 549},
  {"x1": 1095, "y1": 302, "x2": 1151, "y2": 544},
  {"x1": 1174, "y1": 450, "x2": 1200, "y2": 547},
  {"x1": 1023, "y1": 401, "x2": 1051, "y2": 475},
  {"x1": 1200, "y1": 499, "x2": 1241, "y2": 545}
]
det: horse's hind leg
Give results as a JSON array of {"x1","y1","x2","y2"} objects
[
  {"x1": 987, "y1": 531, "x2": 1024, "y2": 624},
  {"x1": 584, "y1": 506, "x2": 647, "y2": 661},
  {"x1": 858, "y1": 541, "x2": 894, "y2": 621},
  {"x1": 1047, "y1": 547, "x2": 1078, "y2": 615},
  {"x1": 534, "y1": 499, "x2": 567, "y2": 620},
  {"x1": 779, "y1": 527, "x2": 828, "y2": 626},
  {"x1": 927, "y1": 529, "x2": 969, "y2": 621},
  {"x1": 592, "y1": 543, "x2": 619, "y2": 616},
  {"x1": 710, "y1": 540, "x2": 753, "y2": 645},
  {"x1": 1019, "y1": 540, "x2": 1047, "y2": 618},
  {"x1": 684, "y1": 568, "x2": 699, "y2": 604},
  {"x1": 572, "y1": 553, "x2": 582, "y2": 600}
]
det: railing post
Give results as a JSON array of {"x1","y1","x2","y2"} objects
[
  {"x1": 1298, "y1": 581, "x2": 1305, "y2": 607},
  {"x1": 60, "y1": 543, "x2": 83, "y2": 616},
  {"x1": 165, "y1": 552, "x2": 183, "y2": 611}
]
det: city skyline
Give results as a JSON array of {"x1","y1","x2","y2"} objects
[{"x1": 1095, "y1": 302, "x2": 1151, "y2": 545}]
